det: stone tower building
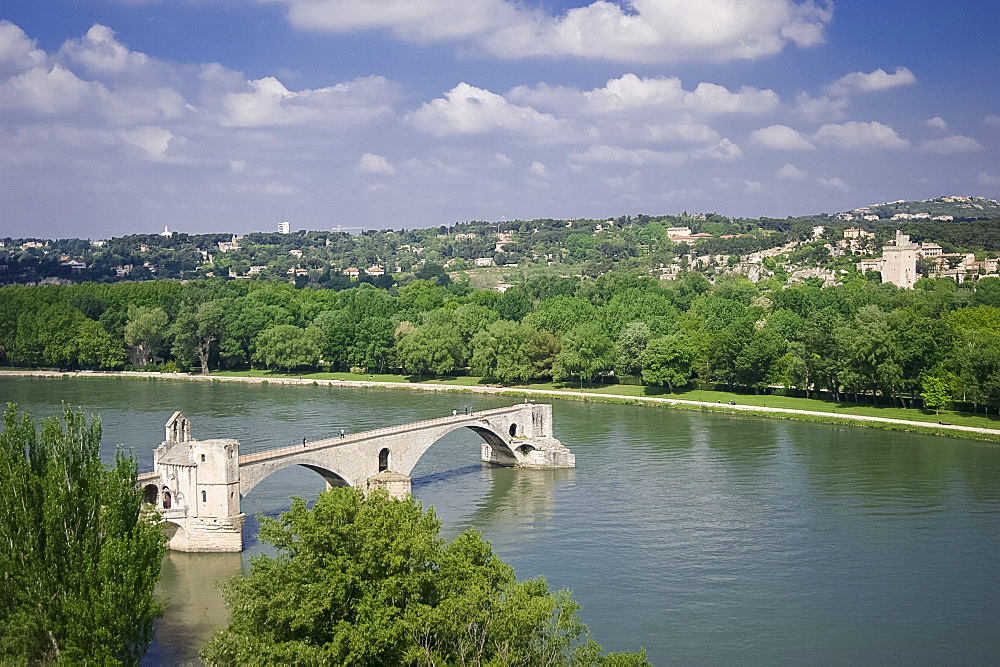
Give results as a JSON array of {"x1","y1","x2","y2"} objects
[
  {"x1": 149, "y1": 412, "x2": 245, "y2": 551},
  {"x1": 881, "y1": 230, "x2": 918, "y2": 289}
]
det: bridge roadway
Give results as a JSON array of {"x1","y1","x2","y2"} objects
[{"x1": 139, "y1": 402, "x2": 574, "y2": 552}]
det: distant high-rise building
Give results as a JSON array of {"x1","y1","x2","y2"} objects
[
  {"x1": 881, "y1": 230, "x2": 918, "y2": 289},
  {"x1": 277, "y1": 221, "x2": 290, "y2": 234},
  {"x1": 160, "y1": 225, "x2": 172, "y2": 237}
]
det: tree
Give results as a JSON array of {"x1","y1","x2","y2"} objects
[
  {"x1": 613, "y1": 322, "x2": 651, "y2": 379},
  {"x1": 124, "y1": 305, "x2": 170, "y2": 366},
  {"x1": 171, "y1": 300, "x2": 231, "y2": 374},
  {"x1": 470, "y1": 320, "x2": 534, "y2": 383},
  {"x1": 396, "y1": 322, "x2": 464, "y2": 379},
  {"x1": 200, "y1": 488, "x2": 647, "y2": 666},
  {"x1": 920, "y1": 374, "x2": 950, "y2": 414},
  {"x1": 350, "y1": 316, "x2": 396, "y2": 372},
  {"x1": 641, "y1": 333, "x2": 697, "y2": 392},
  {"x1": 734, "y1": 327, "x2": 788, "y2": 393},
  {"x1": 252, "y1": 324, "x2": 323, "y2": 372},
  {"x1": 553, "y1": 322, "x2": 614, "y2": 386},
  {"x1": 0, "y1": 404, "x2": 165, "y2": 663}
]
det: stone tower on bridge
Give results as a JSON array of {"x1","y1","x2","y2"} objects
[{"x1": 140, "y1": 412, "x2": 245, "y2": 552}]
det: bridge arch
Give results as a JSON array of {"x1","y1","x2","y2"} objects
[
  {"x1": 402, "y1": 421, "x2": 523, "y2": 473},
  {"x1": 240, "y1": 456, "x2": 353, "y2": 498}
]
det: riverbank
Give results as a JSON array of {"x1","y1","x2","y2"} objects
[{"x1": 4, "y1": 368, "x2": 1000, "y2": 443}]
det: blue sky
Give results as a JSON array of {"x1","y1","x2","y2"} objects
[{"x1": 1, "y1": 0, "x2": 998, "y2": 238}]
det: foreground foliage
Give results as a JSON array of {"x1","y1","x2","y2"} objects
[
  {"x1": 0, "y1": 404, "x2": 166, "y2": 664},
  {"x1": 201, "y1": 488, "x2": 647, "y2": 666}
]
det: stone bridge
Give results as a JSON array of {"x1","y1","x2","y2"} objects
[{"x1": 137, "y1": 403, "x2": 573, "y2": 552}]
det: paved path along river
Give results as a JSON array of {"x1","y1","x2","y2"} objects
[{"x1": 2, "y1": 374, "x2": 999, "y2": 664}]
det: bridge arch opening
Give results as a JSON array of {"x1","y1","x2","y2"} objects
[
  {"x1": 143, "y1": 483, "x2": 158, "y2": 505},
  {"x1": 379, "y1": 448, "x2": 390, "y2": 472}
]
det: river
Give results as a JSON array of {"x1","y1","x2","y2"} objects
[{"x1": 2, "y1": 375, "x2": 999, "y2": 664}]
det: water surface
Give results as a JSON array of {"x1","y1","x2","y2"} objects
[{"x1": 3, "y1": 376, "x2": 998, "y2": 664}]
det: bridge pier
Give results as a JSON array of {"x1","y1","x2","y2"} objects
[
  {"x1": 139, "y1": 404, "x2": 574, "y2": 552},
  {"x1": 366, "y1": 471, "x2": 412, "y2": 500}
]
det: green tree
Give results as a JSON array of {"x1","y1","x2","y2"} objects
[
  {"x1": 0, "y1": 404, "x2": 165, "y2": 663},
  {"x1": 350, "y1": 316, "x2": 396, "y2": 372},
  {"x1": 200, "y1": 488, "x2": 647, "y2": 666},
  {"x1": 734, "y1": 327, "x2": 788, "y2": 393},
  {"x1": 641, "y1": 333, "x2": 697, "y2": 392},
  {"x1": 73, "y1": 317, "x2": 126, "y2": 369},
  {"x1": 613, "y1": 322, "x2": 651, "y2": 379},
  {"x1": 252, "y1": 324, "x2": 323, "y2": 372},
  {"x1": 470, "y1": 320, "x2": 534, "y2": 383},
  {"x1": 553, "y1": 322, "x2": 614, "y2": 386},
  {"x1": 396, "y1": 322, "x2": 464, "y2": 379},
  {"x1": 920, "y1": 374, "x2": 950, "y2": 414},
  {"x1": 171, "y1": 300, "x2": 231, "y2": 375},
  {"x1": 124, "y1": 305, "x2": 170, "y2": 367},
  {"x1": 524, "y1": 296, "x2": 596, "y2": 334}
]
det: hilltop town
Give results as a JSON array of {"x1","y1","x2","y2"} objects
[{"x1": 2, "y1": 196, "x2": 998, "y2": 290}]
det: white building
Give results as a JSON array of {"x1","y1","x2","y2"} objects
[{"x1": 277, "y1": 221, "x2": 290, "y2": 234}]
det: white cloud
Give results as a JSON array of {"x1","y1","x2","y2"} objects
[
  {"x1": 117, "y1": 126, "x2": 177, "y2": 162},
  {"x1": 744, "y1": 180, "x2": 763, "y2": 193},
  {"x1": 405, "y1": 82, "x2": 578, "y2": 139},
  {"x1": 691, "y1": 137, "x2": 743, "y2": 161},
  {"x1": 219, "y1": 75, "x2": 397, "y2": 127},
  {"x1": 494, "y1": 152, "x2": 513, "y2": 167},
  {"x1": 776, "y1": 163, "x2": 809, "y2": 181},
  {"x1": 986, "y1": 115, "x2": 1000, "y2": 127},
  {"x1": 825, "y1": 67, "x2": 916, "y2": 96},
  {"x1": 0, "y1": 21, "x2": 47, "y2": 74},
  {"x1": 510, "y1": 74, "x2": 779, "y2": 115},
  {"x1": 529, "y1": 161, "x2": 548, "y2": 177},
  {"x1": 925, "y1": 116, "x2": 948, "y2": 132},
  {"x1": 568, "y1": 144, "x2": 685, "y2": 166},
  {"x1": 229, "y1": 159, "x2": 247, "y2": 173},
  {"x1": 978, "y1": 172, "x2": 1000, "y2": 186},
  {"x1": 269, "y1": 0, "x2": 832, "y2": 63},
  {"x1": 919, "y1": 135, "x2": 984, "y2": 154},
  {"x1": 489, "y1": 0, "x2": 832, "y2": 62},
  {"x1": 60, "y1": 24, "x2": 149, "y2": 77},
  {"x1": 358, "y1": 152, "x2": 396, "y2": 175},
  {"x1": 751, "y1": 124, "x2": 815, "y2": 150},
  {"x1": 793, "y1": 91, "x2": 849, "y2": 120},
  {"x1": 817, "y1": 176, "x2": 849, "y2": 191},
  {"x1": 0, "y1": 63, "x2": 99, "y2": 115},
  {"x1": 812, "y1": 121, "x2": 909, "y2": 149},
  {"x1": 272, "y1": 0, "x2": 519, "y2": 41},
  {"x1": 645, "y1": 122, "x2": 720, "y2": 144}
]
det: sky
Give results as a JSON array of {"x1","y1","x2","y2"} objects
[{"x1": 1, "y1": 1, "x2": 998, "y2": 239}]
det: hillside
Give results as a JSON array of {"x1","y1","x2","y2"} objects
[{"x1": 843, "y1": 196, "x2": 1000, "y2": 221}]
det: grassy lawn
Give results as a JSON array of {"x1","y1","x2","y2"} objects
[{"x1": 208, "y1": 369, "x2": 1000, "y2": 431}]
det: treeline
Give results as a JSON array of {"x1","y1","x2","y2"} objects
[{"x1": 2, "y1": 272, "x2": 999, "y2": 411}]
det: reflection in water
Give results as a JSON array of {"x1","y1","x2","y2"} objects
[
  {"x1": 144, "y1": 551, "x2": 241, "y2": 666},
  {"x1": 4, "y1": 376, "x2": 1000, "y2": 664}
]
